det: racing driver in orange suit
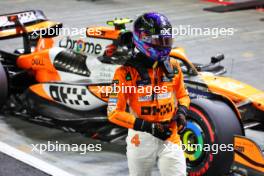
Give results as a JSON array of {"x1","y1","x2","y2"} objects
[{"x1": 107, "y1": 12, "x2": 190, "y2": 176}]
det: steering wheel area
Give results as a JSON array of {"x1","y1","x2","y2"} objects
[{"x1": 170, "y1": 56, "x2": 198, "y2": 76}]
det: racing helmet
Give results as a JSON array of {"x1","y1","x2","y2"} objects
[{"x1": 133, "y1": 12, "x2": 173, "y2": 62}]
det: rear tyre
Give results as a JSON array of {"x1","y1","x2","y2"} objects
[
  {"x1": 0, "y1": 62, "x2": 8, "y2": 108},
  {"x1": 181, "y1": 98, "x2": 243, "y2": 176}
]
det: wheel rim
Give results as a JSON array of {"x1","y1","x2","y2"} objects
[{"x1": 181, "y1": 120, "x2": 205, "y2": 165}]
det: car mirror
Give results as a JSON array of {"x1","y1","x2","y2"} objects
[{"x1": 211, "y1": 54, "x2": 224, "y2": 64}]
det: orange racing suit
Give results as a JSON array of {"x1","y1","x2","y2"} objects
[{"x1": 107, "y1": 58, "x2": 190, "y2": 144}]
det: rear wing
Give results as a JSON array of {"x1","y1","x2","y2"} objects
[{"x1": 0, "y1": 10, "x2": 62, "y2": 40}]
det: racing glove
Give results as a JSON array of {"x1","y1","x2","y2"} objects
[
  {"x1": 173, "y1": 105, "x2": 188, "y2": 134},
  {"x1": 133, "y1": 118, "x2": 172, "y2": 140}
]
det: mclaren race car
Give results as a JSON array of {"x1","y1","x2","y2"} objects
[{"x1": 0, "y1": 10, "x2": 263, "y2": 176}]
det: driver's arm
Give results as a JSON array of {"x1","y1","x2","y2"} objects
[
  {"x1": 107, "y1": 66, "x2": 136, "y2": 129},
  {"x1": 174, "y1": 61, "x2": 190, "y2": 108}
]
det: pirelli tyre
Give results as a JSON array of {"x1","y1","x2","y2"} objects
[
  {"x1": 0, "y1": 62, "x2": 8, "y2": 108},
  {"x1": 181, "y1": 98, "x2": 243, "y2": 176}
]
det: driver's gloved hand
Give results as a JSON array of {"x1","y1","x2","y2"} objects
[
  {"x1": 172, "y1": 105, "x2": 188, "y2": 134},
  {"x1": 134, "y1": 118, "x2": 172, "y2": 140}
]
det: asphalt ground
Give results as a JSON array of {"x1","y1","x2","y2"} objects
[
  {"x1": 0, "y1": 152, "x2": 49, "y2": 176},
  {"x1": 0, "y1": 0, "x2": 263, "y2": 176}
]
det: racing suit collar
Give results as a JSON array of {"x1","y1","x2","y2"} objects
[
  {"x1": 135, "y1": 52, "x2": 157, "y2": 68},
  {"x1": 134, "y1": 52, "x2": 174, "y2": 79}
]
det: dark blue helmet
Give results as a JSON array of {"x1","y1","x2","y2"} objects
[{"x1": 133, "y1": 12, "x2": 173, "y2": 62}]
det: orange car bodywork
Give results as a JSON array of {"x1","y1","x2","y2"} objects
[
  {"x1": 25, "y1": 25, "x2": 126, "y2": 104},
  {"x1": 87, "y1": 85, "x2": 109, "y2": 103},
  {"x1": 170, "y1": 47, "x2": 264, "y2": 113},
  {"x1": 16, "y1": 45, "x2": 61, "y2": 83},
  {"x1": 87, "y1": 26, "x2": 121, "y2": 40},
  {"x1": 0, "y1": 13, "x2": 63, "y2": 83},
  {"x1": 234, "y1": 136, "x2": 264, "y2": 173},
  {"x1": 29, "y1": 84, "x2": 53, "y2": 101}
]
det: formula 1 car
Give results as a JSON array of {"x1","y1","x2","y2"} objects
[{"x1": 0, "y1": 10, "x2": 263, "y2": 176}]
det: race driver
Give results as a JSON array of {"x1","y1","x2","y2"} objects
[{"x1": 107, "y1": 12, "x2": 190, "y2": 176}]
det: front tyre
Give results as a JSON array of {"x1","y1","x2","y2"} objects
[{"x1": 181, "y1": 98, "x2": 243, "y2": 176}]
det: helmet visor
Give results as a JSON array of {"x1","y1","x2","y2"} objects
[{"x1": 150, "y1": 35, "x2": 172, "y2": 48}]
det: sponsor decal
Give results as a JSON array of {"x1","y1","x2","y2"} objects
[
  {"x1": 141, "y1": 103, "x2": 173, "y2": 116},
  {"x1": 138, "y1": 95, "x2": 152, "y2": 102},
  {"x1": 138, "y1": 92, "x2": 172, "y2": 102},
  {"x1": 107, "y1": 105, "x2": 116, "y2": 116},
  {"x1": 126, "y1": 72, "x2": 132, "y2": 81},
  {"x1": 100, "y1": 93, "x2": 109, "y2": 98},
  {"x1": 185, "y1": 83, "x2": 208, "y2": 92},
  {"x1": 109, "y1": 92, "x2": 118, "y2": 97},
  {"x1": 185, "y1": 83, "x2": 213, "y2": 99},
  {"x1": 107, "y1": 97, "x2": 118, "y2": 115},
  {"x1": 32, "y1": 56, "x2": 44, "y2": 66},
  {"x1": 108, "y1": 98, "x2": 118, "y2": 105},
  {"x1": 161, "y1": 75, "x2": 172, "y2": 82},
  {"x1": 49, "y1": 85, "x2": 90, "y2": 106},
  {"x1": 0, "y1": 11, "x2": 38, "y2": 28},
  {"x1": 187, "y1": 87, "x2": 212, "y2": 99},
  {"x1": 235, "y1": 146, "x2": 245, "y2": 153},
  {"x1": 112, "y1": 80, "x2": 119, "y2": 84},
  {"x1": 174, "y1": 67, "x2": 179, "y2": 74},
  {"x1": 157, "y1": 92, "x2": 172, "y2": 99},
  {"x1": 59, "y1": 37, "x2": 102, "y2": 55}
]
